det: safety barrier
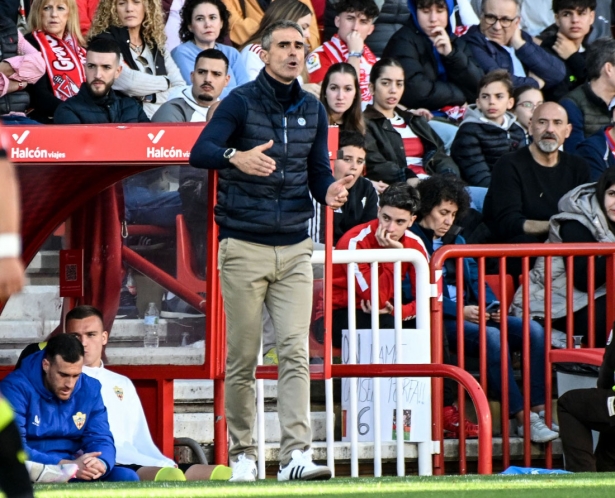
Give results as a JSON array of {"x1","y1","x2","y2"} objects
[{"x1": 430, "y1": 243, "x2": 615, "y2": 474}]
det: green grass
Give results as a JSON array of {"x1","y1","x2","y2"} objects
[{"x1": 25, "y1": 474, "x2": 615, "y2": 498}]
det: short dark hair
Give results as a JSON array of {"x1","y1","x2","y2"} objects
[
  {"x1": 586, "y1": 38, "x2": 615, "y2": 80},
  {"x1": 335, "y1": 0, "x2": 379, "y2": 20},
  {"x1": 179, "y1": 0, "x2": 229, "y2": 43},
  {"x1": 65, "y1": 305, "x2": 104, "y2": 328},
  {"x1": 44, "y1": 334, "x2": 84, "y2": 364},
  {"x1": 370, "y1": 57, "x2": 404, "y2": 84},
  {"x1": 416, "y1": 175, "x2": 470, "y2": 221},
  {"x1": 512, "y1": 85, "x2": 542, "y2": 106},
  {"x1": 195, "y1": 48, "x2": 229, "y2": 72},
  {"x1": 552, "y1": 0, "x2": 596, "y2": 14},
  {"x1": 478, "y1": 69, "x2": 513, "y2": 97},
  {"x1": 416, "y1": 0, "x2": 448, "y2": 10},
  {"x1": 87, "y1": 36, "x2": 121, "y2": 60},
  {"x1": 379, "y1": 183, "x2": 420, "y2": 214},
  {"x1": 261, "y1": 19, "x2": 303, "y2": 50},
  {"x1": 338, "y1": 130, "x2": 366, "y2": 150}
]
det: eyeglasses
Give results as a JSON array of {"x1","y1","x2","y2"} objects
[
  {"x1": 516, "y1": 101, "x2": 544, "y2": 111},
  {"x1": 136, "y1": 55, "x2": 153, "y2": 75},
  {"x1": 482, "y1": 13, "x2": 518, "y2": 28}
]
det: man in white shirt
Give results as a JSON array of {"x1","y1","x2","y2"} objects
[{"x1": 64, "y1": 305, "x2": 231, "y2": 481}]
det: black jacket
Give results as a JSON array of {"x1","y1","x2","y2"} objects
[
  {"x1": 311, "y1": 176, "x2": 378, "y2": 245},
  {"x1": 54, "y1": 83, "x2": 149, "y2": 124},
  {"x1": 364, "y1": 105, "x2": 459, "y2": 183},
  {"x1": 541, "y1": 34, "x2": 587, "y2": 102},
  {"x1": 0, "y1": 18, "x2": 30, "y2": 115},
  {"x1": 451, "y1": 107, "x2": 527, "y2": 188},
  {"x1": 598, "y1": 332, "x2": 615, "y2": 390},
  {"x1": 382, "y1": 16, "x2": 483, "y2": 111}
]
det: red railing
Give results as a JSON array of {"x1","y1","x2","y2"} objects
[{"x1": 430, "y1": 243, "x2": 615, "y2": 474}]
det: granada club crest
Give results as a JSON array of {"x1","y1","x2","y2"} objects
[
  {"x1": 114, "y1": 386, "x2": 124, "y2": 401},
  {"x1": 72, "y1": 412, "x2": 86, "y2": 430}
]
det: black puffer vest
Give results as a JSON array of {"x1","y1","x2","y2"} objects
[
  {"x1": 565, "y1": 83, "x2": 611, "y2": 139},
  {"x1": 0, "y1": 20, "x2": 29, "y2": 114},
  {"x1": 215, "y1": 71, "x2": 320, "y2": 234}
]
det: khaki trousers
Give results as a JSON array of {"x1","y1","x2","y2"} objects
[{"x1": 218, "y1": 237, "x2": 313, "y2": 465}]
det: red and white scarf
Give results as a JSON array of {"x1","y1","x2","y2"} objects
[{"x1": 32, "y1": 30, "x2": 86, "y2": 101}]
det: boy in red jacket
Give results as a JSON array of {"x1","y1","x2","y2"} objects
[{"x1": 330, "y1": 183, "x2": 428, "y2": 347}]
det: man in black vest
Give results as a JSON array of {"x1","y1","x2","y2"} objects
[
  {"x1": 190, "y1": 19, "x2": 351, "y2": 483},
  {"x1": 560, "y1": 38, "x2": 615, "y2": 152}
]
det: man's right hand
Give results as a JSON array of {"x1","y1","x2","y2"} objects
[
  {"x1": 430, "y1": 27, "x2": 452, "y2": 56},
  {"x1": 345, "y1": 30, "x2": 365, "y2": 54},
  {"x1": 229, "y1": 140, "x2": 276, "y2": 176},
  {"x1": 0, "y1": 257, "x2": 24, "y2": 302}
]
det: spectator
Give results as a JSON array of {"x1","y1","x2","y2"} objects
[
  {"x1": 54, "y1": 37, "x2": 149, "y2": 123},
  {"x1": 25, "y1": 0, "x2": 86, "y2": 124},
  {"x1": 560, "y1": 38, "x2": 615, "y2": 152},
  {"x1": 0, "y1": 335, "x2": 139, "y2": 482},
  {"x1": 307, "y1": 0, "x2": 379, "y2": 105},
  {"x1": 511, "y1": 169, "x2": 615, "y2": 348},
  {"x1": 535, "y1": 0, "x2": 612, "y2": 43},
  {"x1": 558, "y1": 306, "x2": 615, "y2": 471},
  {"x1": 540, "y1": 0, "x2": 594, "y2": 102},
  {"x1": 319, "y1": 62, "x2": 365, "y2": 133},
  {"x1": 0, "y1": 17, "x2": 45, "y2": 124},
  {"x1": 363, "y1": 58, "x2": 458, "y2": 194},
  {"x1": 63, "y1": 306, "x2": 232, "y2": 481},
  {"x1": 330, "y1": 183, "x2": 428, "y2": 347},
  {"x1": 77, "y1": 0, "x2": 99, "y2": 36},
  {"x1": 484, "y1": 102, "x2": 590, "y2": 246},
  {"x1": 451, "y1": 69, "x2": 526, "y2": 188},
  {"x1": 309, "y1": 130, "x2": 377, "y2": 244},
  {"x1": 152, "y1": 48, "x2": 229, "y2": 289},
  {"x1": 88, "y1": 0, "x2": 185, "y2": 118},
  {"x1": 382, "y1": 0, "x2": 483, "y2": 115},
  {"x1": 155, "y1": 48, "x2": 229, "y2": 122},
  {"x1": 412, "y1": 174, "x2": 557, "y2": 443},
  {"x1": 189, "y1": 19, "x2": 349, "y2": 482},
  {"x1": 223, "y1": 0, "x2": 320, "y2": 50},
  {"x1": 240, "y1": 0, "x2": 312, "y2": 82},
  {"x1": 512, "y1": 84, "x2": 543, "y2": 142},
  {"x1": 576, "y1": 105, "x2": 615, "y2": 181},
  {"x1": 462, "y1": 0, "x2": 566, "y2": 90},
  {"x1": 171, "y1": 0, "x2": 248, "y2": 98}
]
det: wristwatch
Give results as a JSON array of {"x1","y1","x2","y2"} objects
[
  {"x1": 348, "y1": 50, "x2": 363, "y2": 58},
  {"x1": 223, "y1": 148, "x2": 237, "y2": 160}
]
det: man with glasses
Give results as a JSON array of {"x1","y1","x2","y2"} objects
[{"x1": 463, "y1": 0, "x2": 565, "y2": 90}]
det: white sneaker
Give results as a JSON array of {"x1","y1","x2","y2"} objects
[
  {"x1": 25, "y1": 461, "x2": 79, "y2": 483},
  {"x1": 518, "y1": 412, "x2": 559, "y2": 443},
  {"x1": 277, "y1": 449, "x2": 332, "y2": 481},
  {"x1": 538, "y1": 410, "x2": 560, "y2": 432},
  {"x1": 229, "y1": 454, "x2": 257, "y2": 482}
]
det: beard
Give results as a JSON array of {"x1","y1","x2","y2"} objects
[
  {"x1": 536, "y1": 132, "x2": 559, "y2": 153},
  {"x1": 196, "y1": 93, "x2": 214, "y2": 103},
  {"x1": 87, "y1": 79, "x2": 113, "y2": 98}
]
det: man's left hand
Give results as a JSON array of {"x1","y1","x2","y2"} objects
[{"x1": 325, "y1": 175, "x2": 352, "y2": 209}]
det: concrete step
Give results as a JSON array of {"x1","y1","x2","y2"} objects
[
  {"x1": 256, "y1": 437, "x2": 563, "y2": 464},
  {"x1": 0, "y1": 285, "x2": 61, "y2": 321},
  {"x1": 175, "y1": 411, "x2": 327, "y2": 443},
  {"x1": 174, "y1": 380, "x2": 278, "y2": 405}
]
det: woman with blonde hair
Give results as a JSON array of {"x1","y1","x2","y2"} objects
[
  {"x1": 89, "y1": 0, "x2": 184, "y2": 118},
  {"x1": 26, "y1": 0, "x2": 86, "y2": 123}
]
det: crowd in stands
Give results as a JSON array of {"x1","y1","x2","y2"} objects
[{"x1": 4, "y1": 0, "x2": 615, "y2": 477}]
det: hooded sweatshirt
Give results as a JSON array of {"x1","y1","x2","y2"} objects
[
  {"x1": 0, "y1": 350, "x2": 115, "y2": 473},
  {"x1": 510, "y1": 182, "x2": 614, "y2": 319},
  {"x1": 450, "y1": 104, "x2": 526, "y2": 187},
  {"x1": 382, "y1": 0, "x2": 483, "y2": 111}
]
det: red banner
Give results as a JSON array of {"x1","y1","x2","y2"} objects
[{"x1": 7, "y1": 123, "x2": 205, "y2": 164}]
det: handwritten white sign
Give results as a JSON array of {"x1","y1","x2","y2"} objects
[{"x1": 341, "y1": 328, "x2": 432, "y2": 443}]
